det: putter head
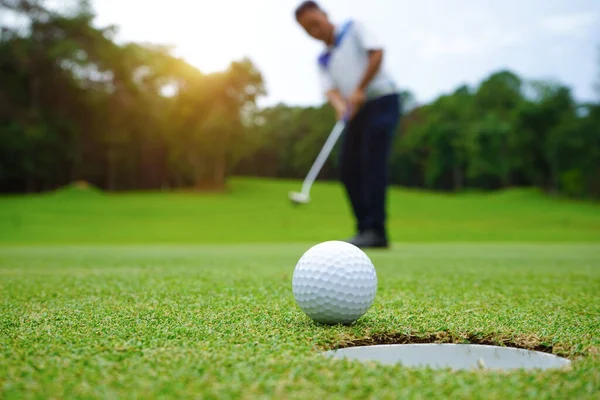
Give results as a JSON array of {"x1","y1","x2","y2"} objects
[{"x1": 289, "y1": 191, "x2": 310, "y2": 205}]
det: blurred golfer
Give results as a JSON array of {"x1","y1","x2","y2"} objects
[{"x1": 295, "y1": 1, "x2": 401, "y2": 249}]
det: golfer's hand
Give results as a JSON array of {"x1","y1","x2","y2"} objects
[
  {"x1": 335, "y1": 106, "x2": 346, "y2": 121},
  {"x1": 326, "y1": 89, "x2": 349, "y2": 122},
  {"x1": 347, "y1": 88, "x2": 366, "y2": 119}
]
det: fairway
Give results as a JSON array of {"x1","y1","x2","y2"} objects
[
  {"x1": 1, "y1": 178, "x2": 600, "y2": 245},
  {"x1": 1, "y1": 179, "x2": 600, "y2": 398}
]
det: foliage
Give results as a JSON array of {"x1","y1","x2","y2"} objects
[
  {"x1": 0, "y1": 0, "x2": 265, "y2": 191},
  {"x1": 240, "y1": 68, "x2": 600, "y2": 199},
  {"x1": 1, "y1": 1, "x2": 599, "y2": 200}
]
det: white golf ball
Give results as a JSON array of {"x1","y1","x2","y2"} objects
[{"x1": 292, "y1": 240, "x2": 378, "y2": 325}]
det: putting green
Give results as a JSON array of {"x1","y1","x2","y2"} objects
[
  {"x1": 1, "y1": 178, "x2": 599, "y2": 398},
  {"x1": 1, "y1": 243, "x2": 599, "y2": 398}
]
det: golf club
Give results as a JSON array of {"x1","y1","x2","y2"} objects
[{"x1": 289, "y1": 114, "x2": 348, "y2": 205}]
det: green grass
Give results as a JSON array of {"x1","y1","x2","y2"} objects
[
  {"x1": 1, "y1": 178, "x2": 600, "y2": 398},
  {"x1": 0, "y1": 177, "x2": 599, "y2": 244}
]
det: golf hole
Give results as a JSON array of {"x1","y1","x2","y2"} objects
[{"x1": 322, "y1": 343, "x2": 572, "y2": 371}]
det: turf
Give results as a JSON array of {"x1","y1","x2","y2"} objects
[
  {"x1": 0, "y1": 177, "x2": 599, "y2": 244},
  {"x1": 1, "y1": 178, "x2": 600, "y2": 398}
]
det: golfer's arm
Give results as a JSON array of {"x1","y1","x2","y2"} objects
[
  {"x1": 326, "y1": 89, "x2": 346, "y2": 114},
  {"x1": 357, "y1": 49, "x2": 383, "y2": 92}
]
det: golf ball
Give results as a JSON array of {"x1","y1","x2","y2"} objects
[{"x1": 292, "y1": 240, "x2": 377, "y2": 325}]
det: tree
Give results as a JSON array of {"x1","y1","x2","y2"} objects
[
  {"x1": 465, "y1": 112, "x2": 512, "y2": 188},
  {"x1": 1, "y1": 3, "x2": 598, "y2": 201},
  {"x1": 515, "y1": 81, "x2": 578, "y2": 192},
  {"x1": 595, "y1": 45, "x2": 600, "y2": 100},
  {"x1": 0, "y1": 0, "x2": 266, "y2": 193}
]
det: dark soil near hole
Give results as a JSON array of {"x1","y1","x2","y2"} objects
[{"x1": 327, "y1": 331, "x2": 562, "y2": 355}]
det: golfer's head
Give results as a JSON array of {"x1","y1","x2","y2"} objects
[{"x1": 295, "y1": 1, "x2": 333, "y2": 42}]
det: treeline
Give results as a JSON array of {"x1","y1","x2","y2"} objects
[
  {"x1": 239, "y1": 72, "x2": 600, "y2": 199},
  {"x1": 1, "y1": 0, "x2": 265, "y2": 192},
  {"x1": 2, "y1": 1, "x2": 599, "y2": 199}
]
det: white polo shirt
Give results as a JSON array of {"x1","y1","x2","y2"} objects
[{"x1": 317, "y1": 19, "x2": 398, "y2": 101}]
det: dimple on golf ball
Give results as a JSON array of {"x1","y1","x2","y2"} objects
[{"x1": 292, "y1": 240, "x2": 377, "y2": 325}]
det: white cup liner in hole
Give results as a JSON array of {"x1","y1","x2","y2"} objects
[{"x1": 322, "y1": 344, "x2": 572, "y2": 371}]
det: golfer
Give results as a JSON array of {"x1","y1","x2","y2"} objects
[{"x1": 295, "y1": 1, "x2": 402, "y2": 248}]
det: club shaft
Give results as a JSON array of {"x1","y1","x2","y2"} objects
[{"x1": 300, "y1": 120, "x2": 346, "y2": 195}]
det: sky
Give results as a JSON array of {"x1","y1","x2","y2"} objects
[{"x1": 88, "y1": 0, "x2": 598, "y2": 108}]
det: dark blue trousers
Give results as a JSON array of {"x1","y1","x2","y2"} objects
[{"x1": 338, "y1": 93, "x2": 401, "y2": 235}]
